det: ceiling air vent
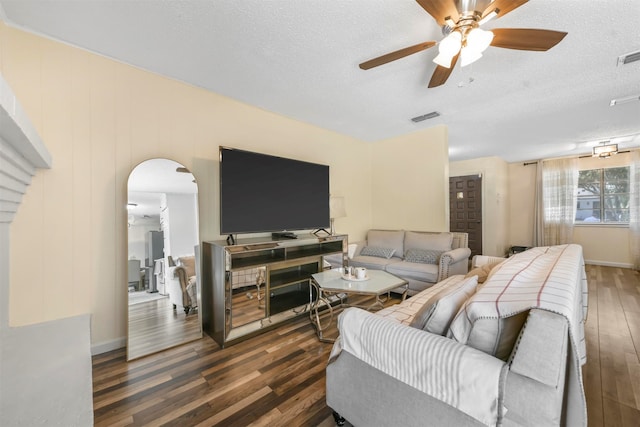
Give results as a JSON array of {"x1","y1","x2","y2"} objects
[
  {"x1": 610, "y1": 94, "x2": 640, "y2": 106},
  {"x1": 618, "y1": 50, "x2": 640, "y2": 65},
  {"x1": 411, "y1": 111, "x2": 440, "y2": 123}
]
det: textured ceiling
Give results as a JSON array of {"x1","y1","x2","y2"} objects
[{"x1": 1, "y1": 0, "x2": 639, "y2": 162}]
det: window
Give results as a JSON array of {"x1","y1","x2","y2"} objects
[{"x1": 575, "y1": 167, "x2": 630, "y2": 223}]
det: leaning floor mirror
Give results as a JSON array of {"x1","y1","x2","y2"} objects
[{"x1": 126, "y1": 158, "x2": 202, "y2": 360}]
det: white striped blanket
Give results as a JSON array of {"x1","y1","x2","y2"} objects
[
  {"x1": 449, "y1": 244, "x2": 588, "y2": 364},
  {"x1": 330, "y1": 307, "x2": 507, "y2": 426}
]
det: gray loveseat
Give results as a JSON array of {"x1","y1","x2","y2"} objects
[
  {"x1": 326, "y1": 244, "x2": 588, "y2": 426},
  {"x1": 329, "y1": 229, "x2": 471, "y2": 296}
]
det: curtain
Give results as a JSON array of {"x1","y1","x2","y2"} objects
[
  {"x1": 532, "y1": 161, "x2": 544, "y2": 246},
  {"x1": 630, "y1": 150, "x2": 640, "y2": 270},
  {"x1": 536, "y1": 157, "x2": 579, "y2": 246}
]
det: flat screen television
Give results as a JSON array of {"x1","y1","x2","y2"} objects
[{"x1": 219, "y1": 147, "x2": 330, "y2": 236}]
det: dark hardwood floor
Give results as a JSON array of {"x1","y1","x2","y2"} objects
[
  {"x1": 94, "y1": 265, "x2": 640, "y2": 426},
  {"x1": 583, "y1": 265, "x2": 640, "y2": 427}
]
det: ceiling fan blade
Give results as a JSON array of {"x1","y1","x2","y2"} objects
[
  {"x1": 359, "y1": 41, "x2": 436, "y2": 70},
  {"x1": 415, "y1": 0, "x2": 459, "y2": 26},
  {"x1": 490, "y1": 28, "x2": 568, "y2": 51},
  {"x1": 428, "y1": 53, "x2": 459, "y2": 88},
  {"x1": 482, "y1": 0, "x2": 529, "y2": 20}
]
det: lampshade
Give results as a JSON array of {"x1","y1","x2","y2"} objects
[
  {"x1": 433, "y1": 31, "x2": 462, "y2": 68},
  {"x1": 466, "y1": 28, "x2": 494, "y2": 54},
  {"x1": 460, "y1": 47, "x2": 483, "y2": 67},
  {"x1": 460, "y1": 28, "x2": 493, "y2": 67},
  {"x1": 330, "y1": 196, "x2": 346, "y2": 219}
]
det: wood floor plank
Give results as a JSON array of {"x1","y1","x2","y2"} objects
[
  {"x1": 94, "y1": 397, "x2": 164, "y2": 427},
  {"x1": 94, "y1": 373, "x2": 174, "y2": 410},
  {"x1": 194, "y1": 386, "x2": 273, "y2": 427},
  {"x1": 94, "y1": 265, "x2": 640, "y2": 426},
  {"x1": 135, "y1": 370, "x2": 262, "y2": 426}
]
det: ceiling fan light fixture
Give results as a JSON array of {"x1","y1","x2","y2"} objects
[
  {"x1": 460, "y1": 46, "x2": 483, "y2": 67},
  {"x1": 459, "y1": 28, "x2": 493, "y2": 67},
  {"x1": 433, "y1": 31, "x2": 462, "y2": 68},
  {"x1": 433, "y1": 52, "x2": 455, "y2": 68},
  {"x1": 466, "y1": 28, "x2": 494, "y2": 54}
]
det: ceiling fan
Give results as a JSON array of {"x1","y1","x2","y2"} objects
[{"x1": 359, "y1": 0, "x2": 567, "y2": 88}]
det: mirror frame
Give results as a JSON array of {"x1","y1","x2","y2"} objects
[{"x1": 126, "y1": 158, "x2": 202, "y2": 360}]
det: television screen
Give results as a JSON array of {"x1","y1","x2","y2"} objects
[{"x1": 219, "y1": 147, "x2": 330, "y2": 235}]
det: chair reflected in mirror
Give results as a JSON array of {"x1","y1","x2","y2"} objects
[{"x1": 127, "y1": 259, "x2": 143, "y2": 292}]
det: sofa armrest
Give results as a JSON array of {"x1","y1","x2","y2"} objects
[
  {"x1": 173, "y1": 266, "x2": 191, "y2": 307},
  {"x1": 350, "y1": 241, "x2": 364, "y2": 257},
  {"x1": 437, "y1": 247, "x2": 471, "y2": 281},
  {"x1": 331, "y1": 308, "x2": 506, "y2": 425},
  {"x1": 502, "y1": 309, "x2": 570, "y2": 426}
]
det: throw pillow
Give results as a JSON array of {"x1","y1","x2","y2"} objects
[
  {"x1": 404, "y1": 248, "x2": 444, "y2": 264},
  {"x1": 366, "y1": 230, "x2": 405, "y2": 259},
  {"x1": 409, "y1": 275, "x2": 478, "y2": 335},
  {"x1": 359, "y1": 246, "x2": 396, "y2": 259}
]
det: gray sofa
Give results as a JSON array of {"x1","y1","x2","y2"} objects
[
  {"x1": 328, "y1": 229, "x2": 471, "y2": 296},
  {"x1": 327, "y1": 244, "x2": 588, "y2": 426}
]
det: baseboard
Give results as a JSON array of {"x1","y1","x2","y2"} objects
[
  {"x1": 91, "y1": 337, "x2": 126, "y2": 355},
  {"x1": 584, "y1": 259, "x2": 633, "y2": 269}
]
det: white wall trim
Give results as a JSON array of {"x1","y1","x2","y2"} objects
[
  {"x1": 0, "y1": 71, "x2": 51, "y2": 325},
  {"x1": 584, "y1": 259, "x2": 633, "y2": 269},
  {"x1": 91, "y1": 336, "x2": 126, "y2": 356}
]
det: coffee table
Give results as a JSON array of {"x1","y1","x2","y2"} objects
[{"x1": 309, "y1": 269, "x2": 408, "y2": 343}]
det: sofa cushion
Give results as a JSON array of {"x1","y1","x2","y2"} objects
[
  {"x1": 385, "y1": 260, "x2": 439, "y2": 283},
  {"x1": 404, "y1": 248, "x2": 444, "y2": 264},
  {"x1": 410, "y1": 275, "x2": 478, "y2": 335},
  {"x1": 450, "y1": 312, "x2": 529, "y2": 361},
  {"x1": 404, "y1": 231, "x2": 453, "y2": 256},
  {"x1": 360, "y1": 246, "x2": 396, "y2": 259},
  {"x1": 367, "y1": 230, "x2": 405, "y2": 259},
  {"x1": 350, "y1": 256, "x2": 401, "y2": 270}
]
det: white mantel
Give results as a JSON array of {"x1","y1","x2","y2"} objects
[
  {"x1": 0, "y1": 70, "x2": 51, "y2": 324},
  {"x1": 0, "y1": 72, "x2": 94, "y2": 426}
]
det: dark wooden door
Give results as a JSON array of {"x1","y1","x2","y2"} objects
[{"x1": 449, "y1": 175, "x2": 483, "y2": 258}]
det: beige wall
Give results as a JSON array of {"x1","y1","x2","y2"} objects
[
  {"x1": 450, "y1": 157, "x2": 510, "y2": 257},
  {"x1": 508, "y1": 162, "x2": 537, "y2": 247},
  {"x1": 371, "y1": 126, "x2": 449, "y2": 232},
  {"x1": 0, "y1": 23, "x2": 377, "y2": 347}
]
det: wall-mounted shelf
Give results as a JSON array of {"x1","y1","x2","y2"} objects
[{"x1": 202, "y1": 234, "x2": 347, "y2": 347}]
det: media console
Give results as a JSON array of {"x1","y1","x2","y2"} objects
[{"x1": 202, "y1": 233, "x2": 348, "y2": 347}]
